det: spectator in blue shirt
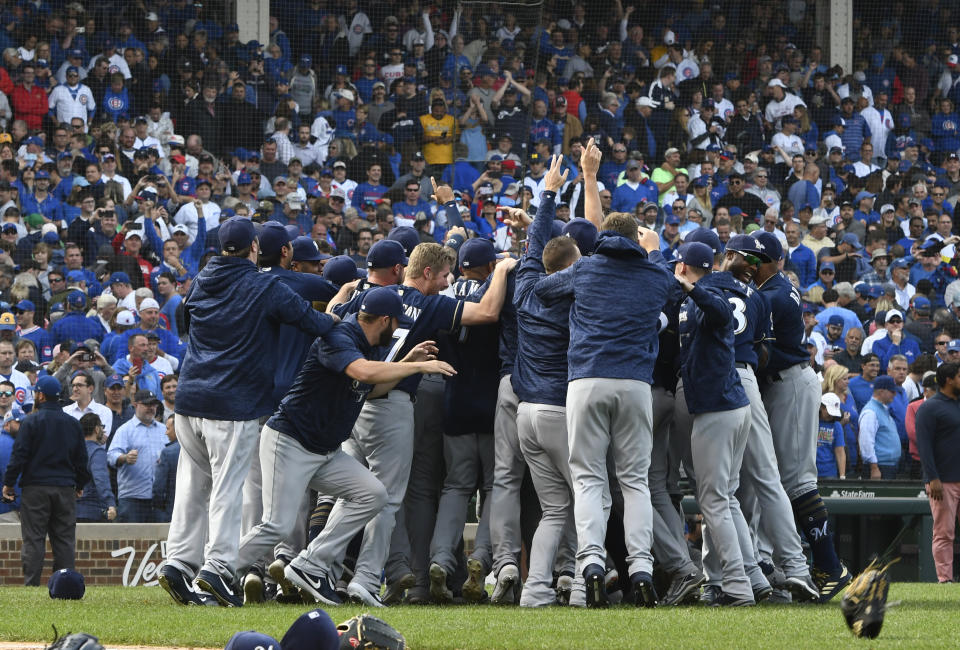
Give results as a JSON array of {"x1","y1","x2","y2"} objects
[
  {"x1": 107, "y1": 389, "x2": 167, "y2": 522},
  {"x1": 112, "y1": 334, "x2": 161, "y2": 395},
  {"x1": 153, "y1": 413, "x2": 180, "y2": 523},
  {"x1": 611, "y1": 160, "x2": 658, "y2": 212}
]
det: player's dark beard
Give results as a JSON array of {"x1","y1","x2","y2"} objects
[{"x1": 378, "y1": 320, "x2": 396, "y2": 347}]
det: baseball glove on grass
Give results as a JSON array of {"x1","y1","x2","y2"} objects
[
  {"x1": 840, "y1": 557, "x2": 899, "y2": 639},
  {"x1": 45, "y1": 626, "x2": 104, "y2": 650},
  {"x1": 338, "y1": 614, "x2": 406, "y2": 650}
]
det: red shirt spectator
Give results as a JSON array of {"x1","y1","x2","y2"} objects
[{"x1": 11, "y1": 66, "x2": 47, "y2": 131}]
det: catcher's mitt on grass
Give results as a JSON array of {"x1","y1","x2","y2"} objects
[
  {"x1": 338, "y1": 614, "x2": 406, "y2": 650},
  {"x1": 44, "y1": 626, "x2": 104, "y2": 650},
  {"x1": 841, "y1": 557, "x2": 899, "y2": 639}
]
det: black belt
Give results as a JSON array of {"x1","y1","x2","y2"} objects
[
  {"x1": 735, "y1": 362, "x2": 749, "y2": 369},
  {"x1": 368, "y1": 390, "x2": 416, "y2": 403}
]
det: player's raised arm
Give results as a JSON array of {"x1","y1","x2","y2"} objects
[{"x1": 580, "y1": 137, "x2": 604, "y2": 231}]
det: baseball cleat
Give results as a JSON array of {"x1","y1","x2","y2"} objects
[
  {"x1": 347, "y1": 581, "x2": 385, "y2": 608},
  {"x1": 700, "y1": 584, "x2": 722, "y2": 606},
  {"x1": 767, "y1": 588, "x2": 793, "y2": 604},
  {"x1": 605, "y1": 567, "x2": 619, "y2": 592},
  {"x1": 583, "y1": 563, "x2": 608, "y2": 609},
  {"x1": 716, "y1": 592, "x2": 756, "y2": 607},
  {"x1": 661, "y1": 570, "x2": 705, "y2": 606},
  {"x1": 268, "y1": 556, "x2": 298, "y2": 599},
  {"x1": 785, "y1": 574, "x2": 820, "y2": 602},
  {"x1": 753, "y1": 583, "x2": 773, "y2": 603},
  {"x1": 429, "y1": 563, "x2": 454, "y2": 604},
  {"x1": 284, "y1": 564, "x2": 342, "y2": 606},
  {"x1": 195, "y1": 588, "x2": 221, "y2": 607},
  {"x1": 815, "y1": 563, "x2": 852, "y2": 603},
  {"x1": 242, "y1": 571, "x2": 264, "y2": 604},
  {"x1": 382, "y1": 573, "x2": 416, "y2": 605},
  {"x1": 462, "y1": 559, "x2": 487, "y2": 603},
  {"x1": 196, "y1": 569, "x2": 243, "y2": 608},
  {"x1": 158, "y1": 565, "x2": 200, "y2": 606},
  {"x1": 630, "y1": 571, "x2": 658, "y2": 608},
  {"x1": 555, "y1": 574, "x2": 574, "y2": 606},
  {"x1": 491, "y1": 564, "x2": 520, "y2": 605}
]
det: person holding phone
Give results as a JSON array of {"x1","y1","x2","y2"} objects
[{"x1": 112, "y1": 333, "x2": 161, "y2": 395}]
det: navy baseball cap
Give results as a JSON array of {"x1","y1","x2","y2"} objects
[
  {"x1": 459, "y1": 238, "x2": 498, "y2": 269},
  {"x1": 12, "y1": 299, "x2": 34, "y2": 313},
  {"x1": 1, "y1": 222, "x2": 16, "y2": 234},
  {"x1": 562, "y1": 218, "x2": 598, "y2": 255},
  {"x1": 258, "y1": 222, "x2": 293, "y2": 256},
  {"x1": 284, "y1": 224, "x2": 301, "y2": 241},
  {"x1": 219, "y1": 216, "x2": 257, "y2": 252},
  {"x1": 322, "y1": 255, "x2": 365, "y2": 286},
  {"x1": 665, "y1": 214, "x2": 681, "y2": 226},
  {"x1": 386, "y1": 226, "x2": 420, "y2": 255},
  {"x1": 820, "y1": 261, "x2": 836, "y2": 272},
  {"x1": 685, "y1": 228, "x2": 721, "y2": 255},
  {"x1": 66, "y1": 291, "x2": 85, "y2": 309},
  {"x1": 890, "y1": 258, "x2": 909, "y2": 270},
  {"x1": 873, "y1": 375, "x2": 896, "y2": 392},
  {"x1": 281, "y1": 609, "x2": 339, "y2": 650},
  {"x1": 36, "y1": 375, "x2": 61, "y2": 398},
  {"x1": 726, "y1": 234, "x2": 765, "y2": 259},
  {"x1": 828, "y1": 314, "x2": 844, "y2": 327},
  {"x1": 300, "y1": 54, "x2": 312, "y2": 67},
  {"x1": 678, "y1": 242, "x2": 714, "y2": 269},
  {"x1": 224, "y1": 631, "x2": 280, "y2": 650},
  {"x1": 292, "y1": 236, "x2": 330, "y2": 262},
  {"x1": 105, "y1": 374, "x2": 124, "y2": 388},
  {"x1": 366, "y1": 239, "x2": 407, "y2": 269},
  {"x1": 237, "y1": 171, "x2": 252, "y2": 185},
  {"x1": 752, "y1": 231, "x2": 783, "y2": 261},
  {"x1": 109, "y1": 271, "x2": 131, "y2": 285},
  {"x1": 48, "y1": 568, "x2": 85, "y2": 600},
  {"x1": 360, "y1": 286, "x2": 404, "y2": 319}
]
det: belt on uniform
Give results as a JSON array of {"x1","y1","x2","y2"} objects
[
  {"x1": 766, "y1": 361, "x2": 807, "y2": 382},
  {"x1": 368, "y1": 390, "x2": 416, "y2": 403},
  {"x1": 735, "y1": 362, "x2": 749, "y2": 370}
]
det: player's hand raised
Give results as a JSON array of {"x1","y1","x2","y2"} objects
[
  {"x1": 637, "y1": 225, "x2": 660, "y2": 253},
  {"x1": 496, "y1": 256, "x2": 519, "y2": 272},
  {"x1": 404, "y1": 340, "x2": 439, "y2": 362},
  {"x1": 544, "y1": 155, "x2": 569, "y2": 193},
  {"x1": 430, "y1": 177, "x2": 455, "y2": 204}
]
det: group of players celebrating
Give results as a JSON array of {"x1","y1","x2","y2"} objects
[{"x1": 157, "y1": 138, "x2": 850, "y2": 610}]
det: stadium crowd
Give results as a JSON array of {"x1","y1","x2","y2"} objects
[{"x1": 0, "y1": 0, "x2": 959, "y2": 606}]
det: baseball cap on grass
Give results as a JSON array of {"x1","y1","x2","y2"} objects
[
  {"x1": 366, "y1": 240, "x2": 407, "y2": 269},
  {"x1": 224, "y1": 631, "x2": 280, "y2": 650},
  {"x1": 386, "y1": 226, "x2": 420, "y2": 256},
  {"x1": 820, "y1": 392, "x2": 842, "y2": 417},
  {"x1": 562, "y1": 218, "x2": 598, "y2": 255},
  {"x1": 281, "y1": 609, "x2": 339, "y2": 650},
  {"x1": 48, "y1": 568, "x2": 85, "y2": 600},
  {"x1": 219, "y1": 216, "x2": 257, "y2": 252},
  {"x1": 360, "y1": 286, "x2": 404, "y2": 319},
  {"x1": 323, "y1": 255, "x2": 365, "y2": 286}
]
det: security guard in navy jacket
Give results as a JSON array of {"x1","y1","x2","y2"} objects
[{"x1": 3, "y1": 375, "x2": 90, "y2": 586}]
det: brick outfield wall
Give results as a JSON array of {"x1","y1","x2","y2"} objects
[{"x1": 0, "y1": 523, "x2": 170, "y2": 586}]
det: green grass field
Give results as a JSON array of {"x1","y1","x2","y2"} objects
[{"x1": 0, "y1": 583, "x2": 958, "y2": 649}]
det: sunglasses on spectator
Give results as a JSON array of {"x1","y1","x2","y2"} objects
[
  {"x1": 0, "y1": 390, "x2": 13, "y2": 397},
  {"x1": 933, "y1": 192, "x2": 945, "y2": 197},
  {"x1": 888, "y1": 317, "x2": 903, "y2": 323},
  {"x1": 756, "y1": 174, "x2": 768, "y2": 179},
  {"x1": 821, "y1": 269, "x2": 834, "y2": 274},
  {"x1": 613, "y1": 148, "x2": 626, "y2": 153},
  {"x1": 936, "y1": 340, "x2": 949, "y2": 346}
]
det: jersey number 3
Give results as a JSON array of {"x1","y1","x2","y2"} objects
[{"x1": 728, "y1": 297, "x2": 747, "y2": 336}]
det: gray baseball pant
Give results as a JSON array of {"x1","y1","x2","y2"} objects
[
  {"x1": 690, "y1": 406, "x2": 754, "y2": 601},
  {"x1": 649, "y1": 386, "x2": 698, "y2": 575},
  {"x1": 235, "y1": 425, "x2": 388, "y2": 580},
  {"x1": 165, "y1": 415, "x2": 259, "y2": 580},
  {"x1": 341, "y1": 391, "x2": 415, "y2": 593},
  {"x1": 734, "y1": 366, "x2": 809, "y2": 578},
  {"x1": 429, "y1": 432, "x2": 494, "y2": 575},
  {"x1": 567, "y1": 378, "x2": 654, "y2": 577},
  {"x1": 490, "y1": 374, "x2": 525, "y2": 575},
  {"x1": 517, "y1": 402, "x2": 576, "y2": 607},
  {"x1": 761, "y1": 363, "x2": 820, "y2": 500},
  {"x1": 393, "y1": 374, "x2": 444, "y2": 595}
]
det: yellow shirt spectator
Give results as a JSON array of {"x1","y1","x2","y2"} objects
[{"x1": 420, "y1": 100, "x2": 457, "y2": 166}]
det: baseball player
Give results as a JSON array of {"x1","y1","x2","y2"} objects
[
  {"x1": 427, "y1": 238, "x2": 503, "y2": 604},
  {"x1": 507, "y1": 157, "x2": 584, "y2": 607},
  {"x1": 752, "y1": 231, "x2": 851, "y2": 603},
  {"x1": 720, "y1": 234, "x2": 820, "y2": 602},
  {"x1": 675, "y1": 240, "x2": 756, "y2": 606},
  {"x1": 325, "y1": 239, "x2": 517, "y2": 607},
  {"x1": 158, "y1": 217, "x2": 337, "y2": 608},
  {"x1": 534, "y1": 208, "x2": 673, "y2": 607},
  {"x1": 241, "y1": 223, "x2": 340, "y2": 603},
  {"x1": 237, "y1": 287, "x2": 454, "y2": 606}
]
